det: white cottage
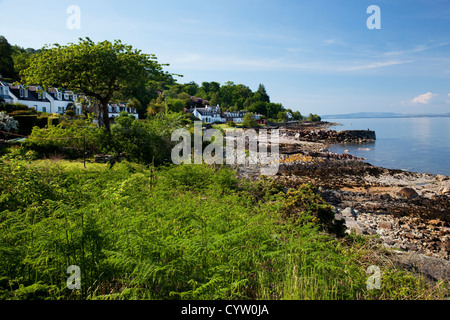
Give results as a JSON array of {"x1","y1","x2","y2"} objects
[
  {"x1": 8, "y1": 85, "x2": 52, "y2": 113},
  {"x1": 192, "y1": 105, "x2": 226, "y2": 123}
]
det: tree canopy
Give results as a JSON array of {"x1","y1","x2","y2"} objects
[
  {"x1": 0, "y1": 36, "x2": 15, "y2": 80},
  {"x1": 22, "y1": 37, "x2": 170, "y2": 131}
]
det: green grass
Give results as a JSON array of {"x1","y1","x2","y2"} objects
[{"x1": 0, "y1": 158, "x2": 448, "y2": 300}]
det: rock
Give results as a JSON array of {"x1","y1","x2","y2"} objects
[
  {"x1": 378, "y1": 221, "x2": 393, "y2": 230},
  {"x1": 404, "y1": 232, "x2": 415, "y2": 239},
  {"x1": 363, "y1": 227, "x2": 377, "y2": 235},
  {"x1": 341, "y1": 207, "x2": 357, "y2": 219},
  {"x1": 429, "y1": 219, "x2": 444, "y2": 227},
  {"x1": 397, "y1": 187, "x2": 419, "y2": 199},
  {"x1": 345, "y1": 219, "x2": 364, "y2": 235},
  {"x1": 439, "y1": 186, "x2": 450, "y2": 195},
  {"x1": 394, "y1": 252, "x2": 450, "y2": 282}
]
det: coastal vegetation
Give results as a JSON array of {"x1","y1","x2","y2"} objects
[
  {"x1": 1, "y1": 36, "x2": 319, "y2": 124},
  {"x1": 0, "y1": 155, "x2": 447, "y2": 300},
  {"x1": 1, "y1": 36, "x2": 448, "y2": 301}
]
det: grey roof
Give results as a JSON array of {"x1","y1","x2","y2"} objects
[{"x1": 9, "y1": 87, "x2": 51, "y2": 103}]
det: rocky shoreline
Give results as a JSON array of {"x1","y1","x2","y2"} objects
[{"x1": 239, "y1": 122, "x2": 450, "y2": 282}]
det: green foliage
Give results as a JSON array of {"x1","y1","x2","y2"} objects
[
  {"x1": 65, "y1": 110, "x2": 76, "y2": 118},
  {"x1": 241, "y1": 112, "x2": 258, "y2": 128},
  {"x1": 48, "y1": 117, "x2": 59, "y2": 127},
  {"x1": 12, "y1": 115, "x2": 37, "y2": 135},
  {"x1": 22, "y1": 38, "x2": 169, "y2": 131},
  {"x1": 0, "y1": 36, "x2": 15, "y2": 79},
  {"x1": 0, "y1": 160, "x2": 445, "y2": 300},
  {"x1": 277, "y1": 111, "x2": 289, "y2": 122},
  {"x1": 23, "y1": 112, "x2": 184, "y2": 164},
  {"x1": 0, "y1": 103, "x2": 30, "y2": 114},
  {"x1": 307, "y1": 113, "x2": 322, "y2": 122}
]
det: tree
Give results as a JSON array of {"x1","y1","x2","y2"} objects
[
  {"x1": 277, "y1": 111, "x2": 289, "y2": 122},
  {"x1": 256, "y1": 84, "x2": 270, "y2": 103},
  {"x1": 307, "y1": 113, "x2": 322, "y2": 122},
  {"x1": 292, "y1": 111, "x2": 303, "y2": 121},
  {"x1": 23, "y1": 38, "x2": 168, "y2": 131},
  {"x1": 11, "y1": 46, "x2": 40, "y2": 81},
  {"x1": 0, "y1": 36, "x2": 15, "y2": 79},
  {"x1": 242, "y1": 112, "x2": 258, "y2": 128}
]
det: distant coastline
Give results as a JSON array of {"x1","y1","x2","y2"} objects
[{"x1": 321, "y1": 112, "x2": 450, "y2": 120}]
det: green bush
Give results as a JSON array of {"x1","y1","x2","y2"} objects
[
  {"x1": 48, "y1": 117, "x2": 59, "y2": 127},
  {"x1": 36, "y1": 116, "x2": 49, "y2": 128},
  {"x1": 8, "y1": 109, "x2": 37, "y2": 116},
  {"x1": 0, "y1": 103, "x2": 29, "y2": 114},
  {"x1": 13, "y1": 115, "x2": 37, "y2": 136},
  {"x1": 65, "y1": 110, "x2": 76, "y2": 117}
]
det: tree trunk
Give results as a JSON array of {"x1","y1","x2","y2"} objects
[{"x1": 101, "y1": 99, "x2": 111, "y2": 132}]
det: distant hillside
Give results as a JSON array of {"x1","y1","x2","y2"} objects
[{"x1": 322, "y1": 112, "x2": 450, "y2": 119}]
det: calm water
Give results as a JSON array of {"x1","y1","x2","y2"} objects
[{"x1": 325, "y1": 117, "x2": 450, "y2": 176}]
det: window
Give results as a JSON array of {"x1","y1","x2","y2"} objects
[{"x1": 42, "y1": 107, "x2": 46, "y2": 113}]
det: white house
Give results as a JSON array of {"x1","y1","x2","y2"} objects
[
  {"x1": 4, "y1": 84, "x2": 82, "y2": 115},
  {"x1": 108, "y1": 103, "x2": 139, "y2": 119},
  {"x1": 8, "y1": 84, "x2": 52, "y2": 113},
  {"x1": 0, "y1": 81, "x2": 14, "y2": 103},
  {"x1": 223, "y1": 111, "x2": 248, "y2": 123},
  {"x1": 46, "y1": 88, "x2": 81, "y2": 115},
  {"x1": 191, "y1": 106, "x2": 264, "y2": 124},
  {"x1": 192, "y1": 105, "x2": 226, "y2": 123}
]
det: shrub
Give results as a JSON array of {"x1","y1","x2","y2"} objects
[
  {"x1": 0, "y1": 103, "x2": 29, "y2": 114},
  {"x1": 48, "y1": 117, "x2": 59, "y2": 127},
  {"x1": 0, "y1": 111, "x2": 19, "y2": 135},
  {"x1": 65, "y1": 110, "x2": 76, "y2": 117},
  {"x1": 36, "y1": 116, "x2": 49, "y2": 128},
  {"x1": 12, "y1": 115, "x2": 37, "y2": 136},
  {"x1": 8, "y1": 109, "x2": 37, "y2": 116}
]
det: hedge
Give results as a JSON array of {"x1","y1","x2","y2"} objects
[
  {"x1": 0, "y1": 103, "x2": 29, "y2": 114},
  {"x1": 48, "y1": 117, "x2": 59, "y2": 127},
  {"x1": 12, "y1": 115, "x2": 38, "y2": 136}
]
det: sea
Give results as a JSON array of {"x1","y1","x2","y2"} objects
[{"x1": 324, "y1": 117, "x2": 450, "y2": 176}]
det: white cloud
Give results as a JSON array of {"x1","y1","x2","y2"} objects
[
  {"x1": 341, "y1": 60, "x2": 413, "y2": 71},
  {"x1": 410, "y1": 92, "x2": 437, "y2": 104}
]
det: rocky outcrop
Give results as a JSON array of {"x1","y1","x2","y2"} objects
[
  {"x1": 281, "y1": 128, "x2": 376, "y2": 143},
  {"x1": 393, "y1": 252, "x2": 450, "y2": 282},
  {"x1": 240, "y1": 124, "x2": 450, "y2": 281}
]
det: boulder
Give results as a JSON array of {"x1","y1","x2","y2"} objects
[
  {"x1": 397, "y1": 187, "x2": 419, "y2": 199},
  {"x1": 394, "y1": 252, "x2": 450, "y2": 282},
  {"x1": 378, "y1": 221, "x2": 393, "y2": 230},
  {"x1": 341, "y1": 207, "x2": 357, "y2": 218}
]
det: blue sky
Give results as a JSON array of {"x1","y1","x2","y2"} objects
[{"x1": 1, "y1": 0, "x2": 449, "y2": 115}]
